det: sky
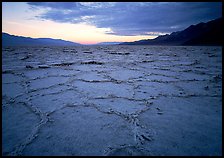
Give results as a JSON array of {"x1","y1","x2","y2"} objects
[{"x1": 2, "y1": 2, "x2": 222, "y2": 45}]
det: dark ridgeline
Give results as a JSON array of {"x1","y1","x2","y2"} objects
[
  {"x1": 120, "y1": 18, "x2": 222, "y2": 46},
  {"x1": 2, "y1": 18, "x2": 222, "y2": 47},
  {"x1": 2, "y1": 33, "x2": 81, "y2": 46}
]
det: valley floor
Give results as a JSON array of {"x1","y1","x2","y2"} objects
[{"x1": 2, "y1": 45, "x2": 222, "y2": 156}]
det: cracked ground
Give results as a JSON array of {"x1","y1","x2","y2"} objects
[{"x1": 2, "y1": 46, "x2": 222, "y2": 156}]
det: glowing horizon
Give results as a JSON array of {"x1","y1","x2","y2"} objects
[
  {"x1": 2, "y1": 2, "x2": 221, "y2": 45},
  {"x1": 2, "y1": 19, "x2": 157, "y2": 45},
  {"x1": 2, "y1": 2, "x2": 157, "y2": 45}
]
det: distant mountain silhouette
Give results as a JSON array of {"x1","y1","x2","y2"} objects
[
  {"x1": 120, "y1": 18, "x2": 222, "y2": 46},
  {"x1": 96, "y1": 42, "x2": 121, "y2": 45},
  {"x1": 2, "y1": 33, "x2": 81, "y2": 46}
]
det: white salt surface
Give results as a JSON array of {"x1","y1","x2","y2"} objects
[{"x1": 2, "y1": 46, "x2": 222, "y2": 156}]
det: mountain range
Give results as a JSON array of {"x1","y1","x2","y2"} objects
[
  {"x1": 2, "y1": 33, "x2": 81, "y2": 46},
  {"x1": 2, "y1": 18, "x2": 222, "y2": 47},
  {"x1": 120, "y1": 18, "x2": 222, "y2": 46}
]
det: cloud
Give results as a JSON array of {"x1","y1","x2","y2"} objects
[
  {"x1": 27, "y1": 2, "x2": 81, "y2": 10},
  {"x1": 27, "y1": 2, "x2": 222, "y2": 36}
]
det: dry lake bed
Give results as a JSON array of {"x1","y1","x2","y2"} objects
[{"x1": 2, "y1": 45, "x2": 222, "y2": 156}]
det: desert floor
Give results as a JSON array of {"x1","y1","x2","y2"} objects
[{"x1": 2, "y1": 46, "x2": 222, "y2": 156}]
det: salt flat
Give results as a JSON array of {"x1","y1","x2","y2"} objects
[{"x1": 2, "y1": 45, "x2": 222, "y2": 156}]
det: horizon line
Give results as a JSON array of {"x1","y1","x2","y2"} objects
[{"x1": 2, "y1": 31, "x2": 155, "y2": 45}]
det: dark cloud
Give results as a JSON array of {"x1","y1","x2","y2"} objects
[{"x1": 27, "y1": 2, "x2": 222, "y2": 36}]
